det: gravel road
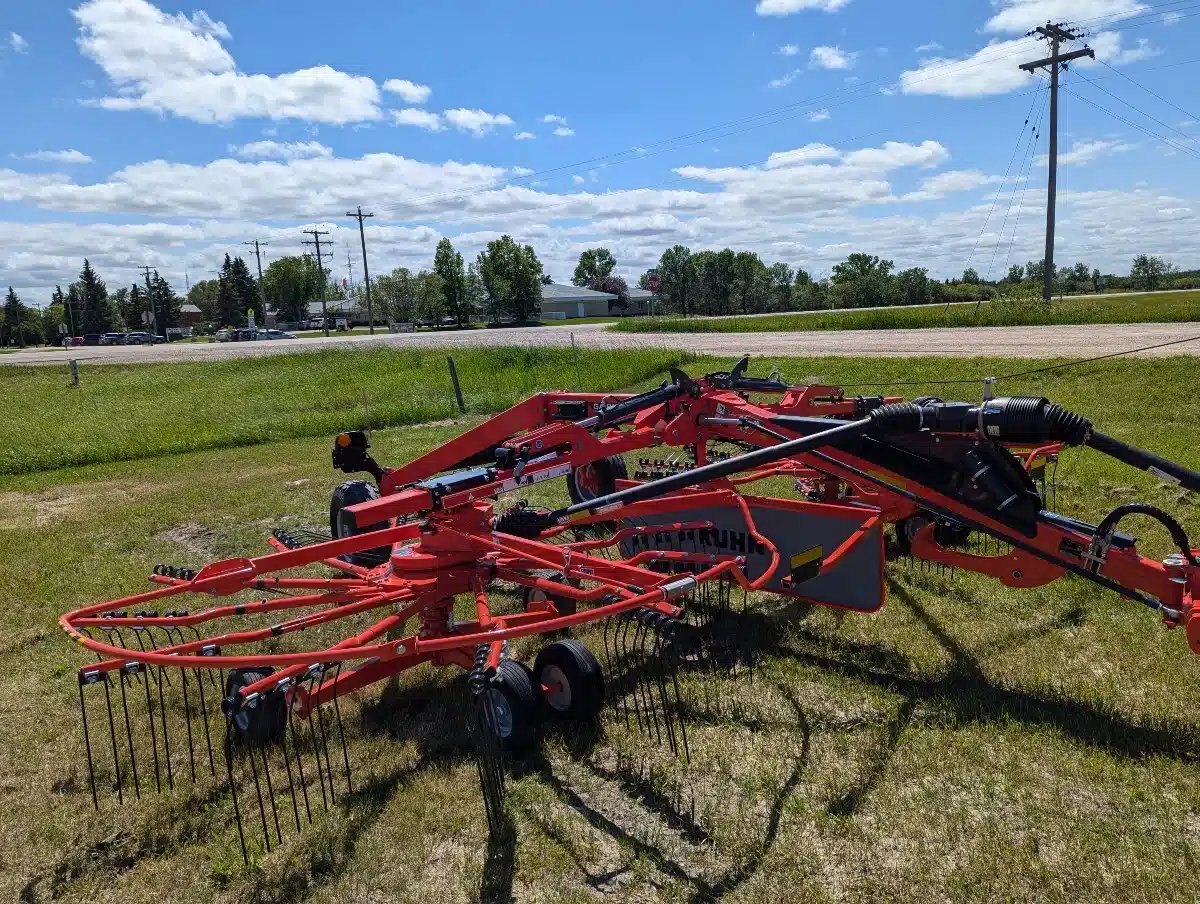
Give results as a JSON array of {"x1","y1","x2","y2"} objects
[{"x1": 3, "y1": 321, "x2": 1198, "y2": 367}]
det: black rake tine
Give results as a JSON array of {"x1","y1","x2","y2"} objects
[
  {"x1": 128, "y1": 636, "x2": 164, "y2": 793},
  {"x1": 244, "y1": 735, "x2": 273, "y2": 853},
  {"x1": 612, "y1": 615, "x2": 635, "y2": 729},
  {"x1": 649, "y1": 624, "x2": 680, "y2": 756},
  {"x1": 632, "y1": 615, "x2": 663, "y2": 744},
  {"x1": 286, "y1": 705, "x2": 314, "y2": 824},
  {"x1": 619, "y1": 614, "x2": 645, "y2": 734},
  {"x1": 259, "y1": 745, "x2": 283, "y2": 846},
  {"x1": 192, "y1": 667, "x2": 217, "y2": 776},
  {"x1": 116, "y1": 669, "x2": 142, "y2": 799},
  {"x1": 224, "y1": 722, "x2": 250, "y2": 864},
  {"x1": 78, "y1": 675, "x2": 100, "y2": 809},
  {"x1": 303, "y1": 676, "x2": 332, "y2": 809},
  {"x1": 142, "y1": 632, "x2": 175, "y2": 789},
  {"x1": 276, "y1": 692, "x2": 303, "y2": 833},
  {"x1": 330, "y1": 663, "x2": 353, "y2": 796},
  {"x1": 313, "y1": 680, "x2": 338, "y2": 806}
]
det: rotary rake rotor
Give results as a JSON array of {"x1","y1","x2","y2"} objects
[{"x1": 62, "y1": 356, "x2": 1200, "y2": 861}]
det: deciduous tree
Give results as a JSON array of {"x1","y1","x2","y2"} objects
[
  {"x1": 657, "y1": 245, "x2": 697, "y2": 316},
  {"x1": 477, "y1": 235, "x2": 543, "y2": 322},
  {"x1": 434, "y1": 238, "x2": 470, "y2": 326},
  {"x1": 572, "y1": 248, "x2": 616, "y2": 287}
]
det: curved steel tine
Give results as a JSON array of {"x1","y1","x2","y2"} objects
[
  {"x1": 665, "y1": 625, "x2": 691, "y2": 763},
  {"x1": 223, "y1": 721, "x2": 249, "y2": 864},
  {"x1": 631, "y1": 616, "x2": 661, "y2": 744},
  {"x1": 302, "y1": 675, "x2": 331, "y2": 810},
  {"x1": 258, "y1": 744, "x2": 282, "y2": 847},
  {"x1": 286, "y1": 699, "x2": 313, "y2": 825},
  {"x1": 650, "y1": 626, "x2": 679, "y2": 756},
  {"x1": 78, "y1": 675, "x2": 100, "y2": 808},
  {"x1": 192, "y1": 664, "x2": 217, "y2": 777},
  {"x1": 313, "y1": 679, "x2": 337, "y2": 806},
  {"x1": 330, "y1": 663, "x2": 353, "y2": 796},
  {"x1": 115, "y1": 668, "x2": 142, "y2": 799}
]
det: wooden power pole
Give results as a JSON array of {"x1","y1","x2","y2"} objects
[
  {"x1": 345, "y1": 206, "x2": 376, "y2": 334},
  {"x1": 244, "y1": 240, "x2": 268, "y2": 326},
  {"x1": 1019, "y1": 22, "x2": 1094, "y2": 301},
  {"x1": 302, "y1": 229, "x2": 331, "y2": 337}
]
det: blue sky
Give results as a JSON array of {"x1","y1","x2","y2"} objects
[{"x1": 1, "y1": 0, "x2": 1198, "y2": 301}]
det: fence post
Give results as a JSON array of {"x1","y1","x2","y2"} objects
[
  {"x1": 570, "y1": 332, "x2": 582, "y2": 391},
  {"x1": 70, "y1": 358, "x2": 80, "y2": 387},
  {"x1": 447, "y1": 356, "x2": 466, "y2": 414}
]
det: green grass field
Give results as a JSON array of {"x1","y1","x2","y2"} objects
[
  {"x1": 612, "y1": 290, "x2": 1200, "y2": 334},
  {"x1": 4, "y1": 350, "x2": 1200, "y2": 902},
  {"x1": 0, "y1": 346, "x2": 690, "y2": 477}
]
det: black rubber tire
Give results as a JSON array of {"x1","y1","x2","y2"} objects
[
  {"x1": 329, "y1": 480, "x2": 391, "y2": 567},
  {"x1": 534, "y1": 640, "x2": 605, "y2": 722},
  {"x1": 521, "y1": 572, "x2": 580, "y2": 616},
  {"x1": 567, "y1": 455, "x2": 629, "y2": 505},
  {"x1": 224, "y1": 668, "x2": 287, "y2": 746},
  {"x1": 482, "y1": 660, "x2": 543, "y2": 753}
]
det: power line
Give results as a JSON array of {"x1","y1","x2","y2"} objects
[
  {"x1": 1071, "y1": 68, "x2": 1198, "y2": 144},
  {"x1": 1095, "y1": 57, "x2": 1200, "y2": 125},
  {"x1": 990, "y1": 84, "x2": 1050, "y2": 282},
  {"x1": 1063, "y1": 85, "x2": 1200, "y2": 159}
]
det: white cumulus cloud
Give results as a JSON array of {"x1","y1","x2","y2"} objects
[
  {"x1": 443, "y1": 108, "x2": 515, "y2": 136},
  {"x1": 392, "y1": 108, "x2": 445, "y2": 131},
  {"x1": 810, "y1": 45, "x2": 857, "y2": 70},
  {"x1": 73, "y1": 0, "x2": 382, "y2": 124},
  {"x1": 553, "y1": 126, "x2": 575, "y2": 137},
  {"x1": 756, "y1": 0, "x2": 851, "y2": 15},
  {"x1": 382, "y1": 78, "x2": 432, "y2": 104},
  {"x1": 983, "y1": 0, "x2": 1147, "y2": 34},
  {"x1": 514, "y1": 131, "x2": 536, "y2": 141},
  {"x1": 9, "y1": 32, "x2": 29, "y2": 53},
  {"x1": 13, "y1": 149, "x2": 93, "y2": 165},
  {"x1": 808, "y1": 109, "x2": 831, "y2": 122},
  {"x1": 769, "y1": 69, "x2": 801, "y2": 89},
  {"x1": 778, "y1": 44, "x2": 801, "y2": 56},
  {"x1": 1037, "y1": 138, "x2": 1136, "y2": 166},
  {"x1": 228, "y1": 140, "x2": 332, "y2": 161}
]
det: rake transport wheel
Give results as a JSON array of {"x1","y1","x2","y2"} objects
[
  {"x1": 484, "y1": 660, "x2": 543, "y2": 753},
  {"x1": 567, "y1": 455, "x2": 629, "y2": 505},
  {"x1": 534, "y1": 640, "x2": 605, "y2": 723},
  {"x1": 329, "y1": 480, "x2": 391, "y2": 567},
  {"x1": 522, "y1": 572, "x2": 582, "y2": 616},
  {"x1": 224, "y1": 668, "x2": 287, "y2": 746}
]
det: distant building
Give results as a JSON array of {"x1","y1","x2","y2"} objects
[
  {"x1": 538, "y1": 283, "x2": 619, "y2": 319},
  {"x1": 179, "y1": 304, "x2": 204, "y2": 327},
  {"x1": 625, "y1": 288, "x2": 660, "y2": 316}
]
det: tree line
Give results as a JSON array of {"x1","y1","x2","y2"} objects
[{"x1": 3, "y1": 242, "x2": 1196, "y2": 348}]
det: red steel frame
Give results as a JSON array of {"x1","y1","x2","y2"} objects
[{"x1": 61, "y1": 374, "x2": 1200, "y2": 721}]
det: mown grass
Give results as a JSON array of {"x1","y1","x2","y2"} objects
[
  {"x1": 0, "y1": 346, "x2": 691, "y2": 477},
  {"x1": 612, "y1": 290, "x2": 1200, "y2": 334},
  {"x1": 4, "y1": 353, "x2": 1200, "y2": 902}
]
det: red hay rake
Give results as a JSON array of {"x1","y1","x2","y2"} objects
[{"x1": 62, "y1": 357, "x2": 1200, "y2": 861}]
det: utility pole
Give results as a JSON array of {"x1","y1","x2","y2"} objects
[
  {"x1": 302, "y1": 229, "x2": 331, "y2": 337},
  {"x1": 244, "y1": 240, "x2": 268, "y2": 328},
  {"x1": 139, "y1": 265, "x2": 157, "y2": 337},
  {"x1": 345, "y1": 206, "x2": 376, "y2": 334},
  {"x1": 346, "y1": 247, "x2": 355, "y2": 290},
  {"x1": 1019, "y1": 22, "x2": 1094, "y2": 302}
]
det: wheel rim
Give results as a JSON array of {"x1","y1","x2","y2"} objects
[
  {"x1": 541, "y1": 664, "x2": 572, "y2": 712},
  {"x1": 575, "y1": 464, "x2": 600, "y2": 499},
  {"x1": 485, "y1": 689, "x2": 513, "y2": 738}
]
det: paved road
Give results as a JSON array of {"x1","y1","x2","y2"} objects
[{"x1": 4, "y1": 321, "x2": 1198, "y2": 366}]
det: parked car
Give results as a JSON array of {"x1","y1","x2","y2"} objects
[
  {"x1": 263, "y1": 329, "x2": 296, "y2": 340},
  {"x1": 214, "y1": 328, "x2": 231, "y2": 342},
  {"x1": 81, "y1": 334, "x2": 102, "y2": 346},
  {"x1": 125, "y1": 331, "x2": 164, "y2": 345},
  {"x1": 99, "y1": 332, "x2": 126, "y2": 345}
]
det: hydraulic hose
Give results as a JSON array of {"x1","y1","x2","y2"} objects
[
  {"x1": 1094, "y1": 502, "x2": 1199, "y2": 566},
  {"x1": 1086, "y1": 432, "x2": 1200, "y2": 495}
]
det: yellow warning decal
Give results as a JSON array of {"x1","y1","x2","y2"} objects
[{"x1": 790, "y1": 545, "x2": 824, "y2": 570}]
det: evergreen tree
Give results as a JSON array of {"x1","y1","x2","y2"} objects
[
  {"x1": 77, "y1": 259, "x2": 111, "y2": 334},
  {"x1": 66, "y1": 284, "x2": 82, "y2": 336},
  {"x1": 2, "y1": 287, "x2": 25, "y2": 347},
  {"x1": 127, "y1": 285, "x2": 145, "y2": 329},
  {"x1": 216, "y1": 254, "x2": 242, "y2": 327},
  {"x1": 228, "y1": 256, "x2": 260, "y2": 321},
  {"x1": 149, "y1": 272, "x2": 181, "y2": 331}
]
